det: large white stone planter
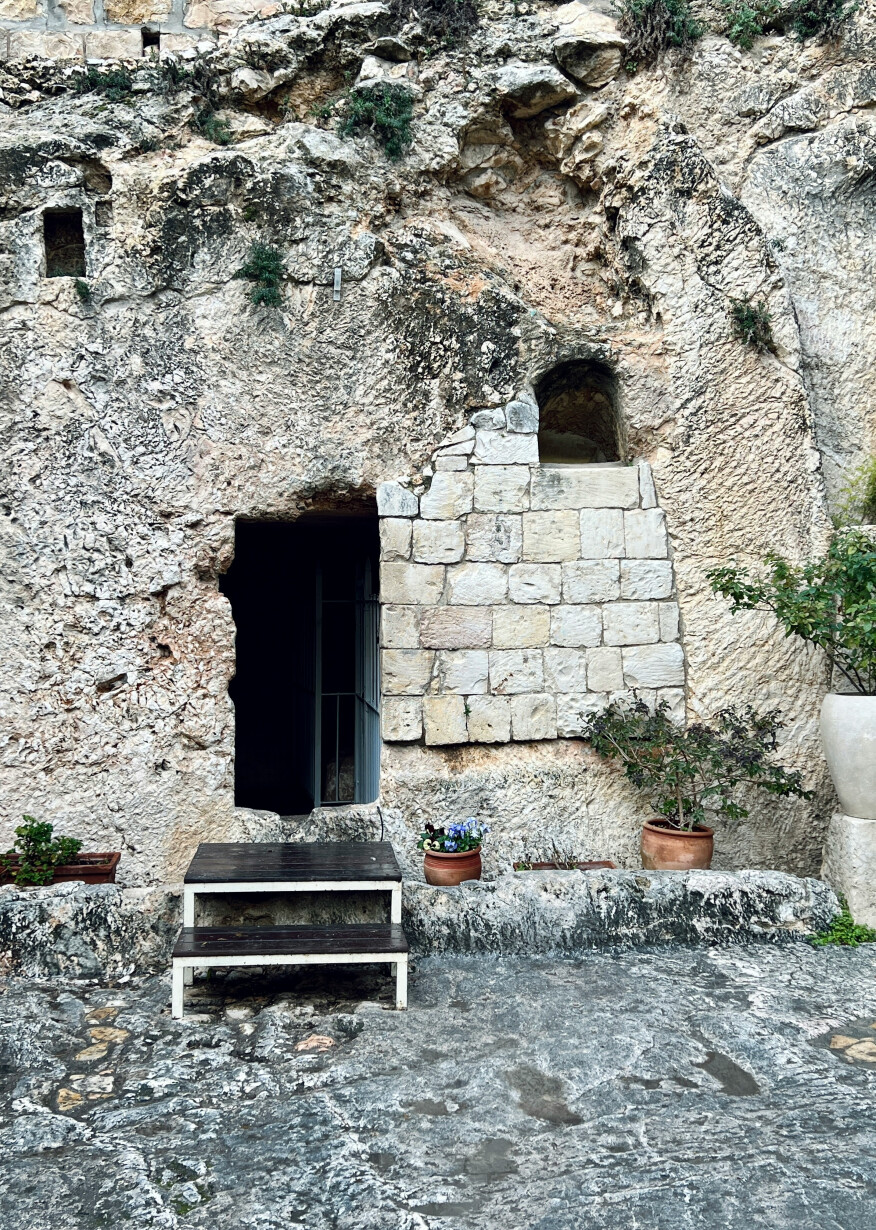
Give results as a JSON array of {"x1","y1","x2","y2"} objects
[
  {"x1": 820, "y1": 694, "x2": 876, "y2": 820},
  {"x1": 821, "y1": 813, "x2": 876, "y2": 927}
]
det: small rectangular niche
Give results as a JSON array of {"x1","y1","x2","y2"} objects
[
  {"x1": 43, "y1": 209, "x2": 86, "y2": 279},
  {"x1": 142, "y1": 29, "x2": 160, "y2": 55}
]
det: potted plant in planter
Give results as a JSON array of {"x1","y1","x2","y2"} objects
[
  {"x1": 0, "y1": 817, "x2": 121, "y2": 887},
  {"x1": 513, "y1": 843, "x2": 616, "y2": 871},
  {"x1": 418, "y1": 818, "x2": 489, "y2": 886},
  {"x1": 582, "y1": 699, "x2": 812, "y2": 870},
  {"x1": 708, "y1": 528, "x2": 876, "y2": 819}
]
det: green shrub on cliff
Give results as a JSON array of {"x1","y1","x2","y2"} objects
[
  {"x1": 337, "y1": 84, "x2": 414, "y2": 161},
  {"x1": 615, "y1": 0, "x2": 703, "y2": 68}
]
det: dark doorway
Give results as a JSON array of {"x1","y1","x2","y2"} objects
[
  {"x1": 43, "y1": 209, "x2": 86, "y2": 278},
  {"x1": 535, "y1": 360, "x2": 622, "y2": 464},
  {"x1": 220, "y1": 513, "x2": 380, "y2": 815}
]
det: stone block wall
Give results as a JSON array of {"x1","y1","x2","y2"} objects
[
  {"x1": 377, "y1": 397, "x2": 685, "y2": 747},
  {"x1": 0, "y1": 0, "x2": 279, "y2": 58}
]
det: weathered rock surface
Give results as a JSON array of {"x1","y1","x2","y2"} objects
[{"x1": 1, "y1": 944, "x2": 876, "y2": 1227}]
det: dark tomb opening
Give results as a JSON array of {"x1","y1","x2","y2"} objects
[
  {"x1": 220, "y1": 511, "x2": 380, "y2": 815},
  {"x1": 142, "y1": 28, "x2": 160, "y2": 54},
  {"x1": 43, "y1": 209, "x2": 86, "y2": 278},
  {"x1": 535, "y1": 359, "x2": 622, "y2": 464}
]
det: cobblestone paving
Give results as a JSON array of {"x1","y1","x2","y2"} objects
[{"x1": 1, "y1": 944, "x2": 875, "y2": 1229}]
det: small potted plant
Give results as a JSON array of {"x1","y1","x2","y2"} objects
[
  {"x1": 0, "y1": 817, "x2": 121, "y2": 887},
  {"x1": 513, "y1": 843, "x2": 615, "y2": 871},
  {"x1": 709, "y1": 526, "x2": 876, "y2": 819},
  {"x1": 418, "y1": 818, "x2": 489, "y2": 887},
  {"x1": 582, "y1": 699, "x2": 812, "y2": 870}
]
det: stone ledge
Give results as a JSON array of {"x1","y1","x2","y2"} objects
[{"x1": 0, "y1": 871, "x2": 839, "y2": 978}]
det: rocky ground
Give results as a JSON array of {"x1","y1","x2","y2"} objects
[{"x1": 1, "y1": 942, "x2": 875, "y2": 1228}]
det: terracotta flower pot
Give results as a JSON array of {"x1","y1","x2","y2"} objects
[
  {"x1": 423, "y1": 847, "x2": 482, "y2": 887},
  {"x1": 641, "y1": 821, "x2": 714, "y2": 871},
  {"x1": 0, "y1": 852, "x2": 121, "y2": 886}
]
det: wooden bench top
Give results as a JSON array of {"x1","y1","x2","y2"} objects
[
  {"x1": 183, "y1": 841, "x2": 402, "y2": 885},
  {"x1": 173, "y1": 924, "x2": 409, "y2": 959}
]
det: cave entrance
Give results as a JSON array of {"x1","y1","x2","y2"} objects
[{"x1": 221, "y1": 511, "x2": 380, "y2": 815}]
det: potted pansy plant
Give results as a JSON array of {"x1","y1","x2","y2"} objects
[{"x1": 418, "y1": 818, "x2": 489, "y2": 887}]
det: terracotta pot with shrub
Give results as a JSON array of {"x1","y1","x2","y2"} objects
[
  {"x1": 0, "y1": 817, "x2": 121, "y2": 887},
  {"x1": 709, "y1": 526, "x2": 876, "y2": 819},
  {"x1": 583, "y1": 699, "x2": 812, "y2": 872},
  {"x1": 418, "y1": 818, "x2": 489, "y2": 887}
]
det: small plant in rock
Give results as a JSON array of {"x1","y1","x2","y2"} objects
[
  {"x1": 730, "y1": 296, "x2": 775, "y2": 352},
  {"x1": 418, "y1": 818, "x2": 490, "y2": 853},
  {"x1": 389, "y1": 0, "x2": 479, "y2": 48},
  {"x1": 233, "y1": 242, "x2": 285, "y2": 307},
  {"x1": 583, "y1": 698, "x2": 812, "y2": 831},
  {"x1": 834, "y1": 457, "x2": 876, "y2": 528},
  {"x1": 309, "y1": 98, "x2": 336, "y2": 121},
  {"x1": 1, "y1": 818, "x2": 83, "y2": 888},
  {"x1": 74, "y1": 279, "x2": 92, "y2": 305},
  {"x1": 194, "y1": 108, "x2": 233, "y2": 146},
  {"x1": 787, "y1": 0, "x2": 857, "y2": 40},
  {"x1": 74, "y1": 66, "x2": 134, "y2": 103},
  {"x1": 614, "y1": 0, "x2": 703, "y2": 68},
  {"x1": 722, "y1": 0, "x2": 782, "y2": 47},
  {"x1": 337, "y1": 83, "x2": 414, "y2": 161},
  {"x1": 811, "y1": 895, "x2": 876, "y2": 946},
  {"x1": 708, "y1": 529, "x2": 876, "y2": 695}
]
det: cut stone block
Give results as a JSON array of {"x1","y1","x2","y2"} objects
[
  {"x1": 381, "y1": 562, "x2": 445, "y2": 605},
  {"x1": 419, "y1": 607, "x2": 492, "y2": 649},
  {"x1": 381, "y1": 649, "x2": 434, "y2": 695},
  {"x1": 550, "y1": 604, "x2": 602, "y2": 648},
  {"x1": 377, "y1": 481, "x2": 418, "y2": 517},
  {"x1": 423, "y1": 695, "x2": 468, "y2": 745},
  {"x1": 659, "y1": 602, "x2": 680, "y2": 641},
  {"x1": 509, "y1": 564, "x2": 562, "y2": 604},
  {"x1": 447, "y1": 562, "x2": 508, "y2": 605},
  {"x1": 489, "y1": 649, "x2": 545, "y2": 694},
  {"x1": 580, "y1": 508, "x2": 625, "y2": 558},
  {"x1": 505, "y1": 397, "x2": 539, "y2": 433},
  {"x1": 511, "y1": 693, "x2": 557, "y2": 741},
  {"x1": 562, "y1": 559, "x2": 620, "y2": 603},
  {"x1": 434, "y1": 455, "x2": 469, "y2": 472},
  {"x1": 380, "y1": 518, "x2": 412, "y2": 561},
  {"x1": 656, "y1": 687, "x2": 686, "y2": 722},
  {"x1": 0, "y1": 0, "x2": 40, "y2": 16},
  {"x1": 620, "y1": 559, "x2": 673, "y2": 600},
  {"x1": 381, "y1": 697, "x2": 422, "y2": 742},
  {"x1": 543, "y1": 647, "x2": 588, "y2": 692},
  {"x1": 474, "y1": 465, "x2": 531, "y2": 512},
  {"x1": 412, "y1": 519, "x2": 465, "y2": 564},
  {"x1": 821, "y1": 812, "x2": 876, "y2": 928},
  {"x1": 466, "y1": 513, "x2": 522, "y2": 563},
  {"x1": 381, "y1": 604, "x2": 421, "y2": 649},
  {"x1": 531, "y1": 465, "x2": 638, "y2": 510},
  {"x1": 557, "y1": 692, "x2": 607, "y2": 737},
  {"x1": 522, "y1": 511, "x2": 580, "y2": 562},
  {"x1": 603, "y1": 602, "x2": 660, "y2": 646},
  {"x1": 474, "y1": 430, "x2": 539, "y2": 465},
  {"x1": 471, "y1": 408, "x2": 506, "y2": 430},
  {"x1": 638, "y1": 459, "x2": 657, "y2": 509},
  {"x1": 84, "y1": 30, "x2": 142, "y2": 57},
  {"x1": 466, "y1": 695, "x2": 512, "y2": 743},
  {"x1": 492, "y1": 604, "x2": 551, "y2": 648},
  {"x1": 105, "y1": 0, "x2": 169, "y2": 18},
  {"x1": 622, "y1": 642, "x2": 685, "y2": 688},
  {"x1": 586, "y1": 646, "x2": 624, "y2": 692},
  {"x1": 9, "y1": 31, "x2": 84, "y2": 57},
  {"x1": 624, "y1": 509, "x2": 668, "y2": 559},
  {"x1": 436, "y1": 650, "x2": 489, "y2": 694},
  {"x1": 420, "y1": 472, "x2": 474, "y2": 520}
]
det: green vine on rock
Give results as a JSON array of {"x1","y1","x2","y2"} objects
[
  {"x1": 730, "y1": 296, "x2": 775, "y2": 352},
  {"x1": 233, "y1": 243, "x2": 285, "y2": 307}
]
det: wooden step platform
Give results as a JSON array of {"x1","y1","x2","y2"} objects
[{"x1": 172, "y1": 924, "x2": 409, "y2": 1018}]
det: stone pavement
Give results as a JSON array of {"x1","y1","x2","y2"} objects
[{"x1": 1, "y1": 943, "x2": 875, "y2": 1229}]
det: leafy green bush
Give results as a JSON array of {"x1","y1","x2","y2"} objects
[
  {"x1": 811, "y1": 895, "x2": 876, "y2": 946},
  {"x1": 708, "y1": 529, "x2": 876, "y2": 695},
  {"x1": 788, "y1": 0, "x2": 857, "y2": 40},
  {"x1": 194, "y1": 108, "x2": 233, "y2": 146},
  {"x1": 74, "y1": 66, "x2": 134, "y2": 103},
  {"x1": 338, "y1": 83, "x2": 414, "y2": 161},
  {"x1": 834, "y1": 457, "x2": 876, "y2": 528},
  {"x1": 730, "y1": 296, "x2": 775, "y2": 351},
  {"x1": 389, "y1": 0, "x2": 479, "y2": 48},
  {"x1": 1, "y1": 817, "x2": 83, "y2": 887},
  {"x1": 233, "y1": 243, "x2": 285, "y2": 307},
  {"x1": 722, "y1": 0, "x2": 781, "y2": 47},
  {"x1": 74, "y1": 279, "x2": 92, "y2": 305},
  {"x1": 615, "y1": 0, "x2": 703, "y2": 68},
  {"x1": 583, "y1": 698, "x2": 811, "y2": 831}
]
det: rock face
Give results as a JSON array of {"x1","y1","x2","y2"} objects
[
  {"x1": 0, "y1": 872, "x2": 839, "y2": 977},
  {"x1": 0, "y1": 4, "x2": 872, "y2": 884}
]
